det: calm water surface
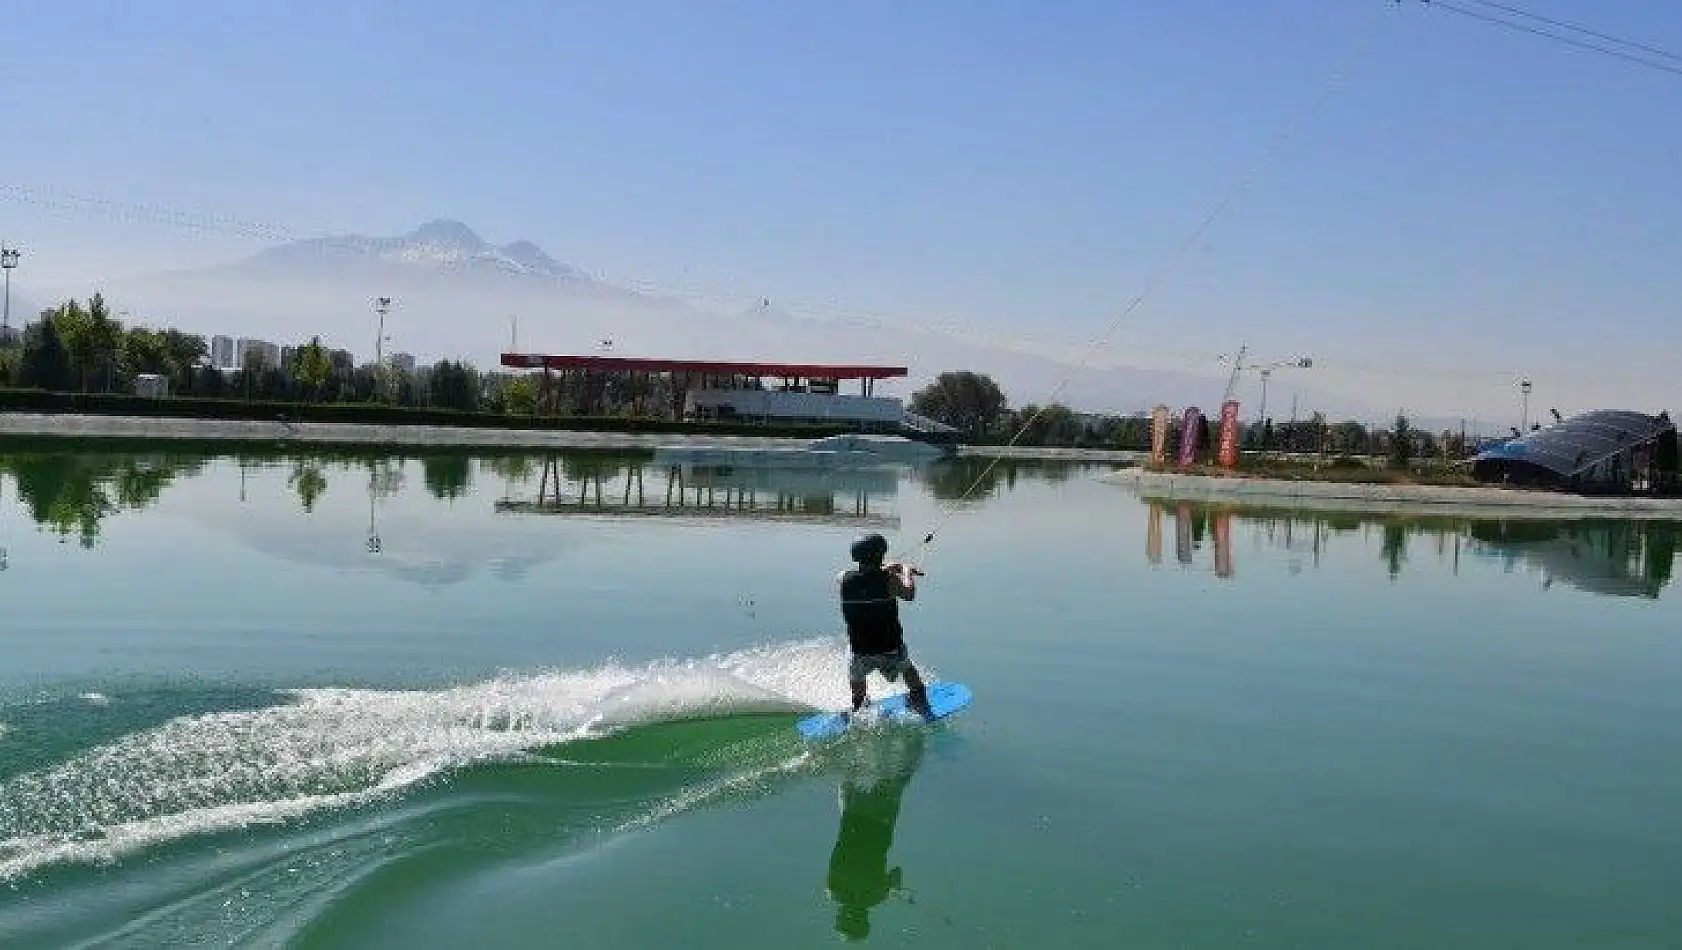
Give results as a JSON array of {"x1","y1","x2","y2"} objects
[{"x1": 1, "y1": 445, "x2": 1679, "y2": 948}]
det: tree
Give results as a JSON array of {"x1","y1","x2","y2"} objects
[
  {"x1": 910, "y1": 371, "x2": 1007, "y2": 438},
  {"x1": 160, "y1": 330, "x2": 207, "y2": 391},
  {"x1": 292, "y1": 336, "x2": 332, "y2": 401},
  {"x1": 492, "y1": 374, "x2": 539, "y2": 415},
  {"x1": 50, "y1": 293, "x2": 124, "y2": 392},
  {"x1": 19, "y1": 316, "x2": 74, "y2": 391},
  {"x1": 1011, "y1": 404, "x2": 1082, "y2": 447},
  {"x1": 1388, "y1": 413, "x2": 1415, "y2": 470},
  {"x1": 120, "y1": 327, "x2": 170, "y2": 379},
  {"x1": 427, "y1": 360, "x2": 480, "y2": 412}
]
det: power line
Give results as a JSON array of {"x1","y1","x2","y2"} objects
[
  {"x1": 1460, "y1": 0, "x2": 1682, "y2": 64},
  {"x1": 1422, "y1": 1, "x2": 1682, "y2": 80}
]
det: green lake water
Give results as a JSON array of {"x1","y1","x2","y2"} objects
[{"x1": 1, "y1": 445, "x2": 1680, "y2": 948}]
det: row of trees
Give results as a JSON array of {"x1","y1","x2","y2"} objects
[
  {"x1": 0, "y1": 294, "x2": 540, "y2": 415},
  {"x1": 909, "y1": 370, "x2": 1506, "y2": 459}
]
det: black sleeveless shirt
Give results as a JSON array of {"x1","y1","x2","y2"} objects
[{"x1": 839, "y1": 567, "x2": 904, "y2": 655}]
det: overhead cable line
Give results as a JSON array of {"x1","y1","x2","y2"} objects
[
  {"x1": 1420, "y1": 1, "x2": 1682, "y2": 79},
  {"x1": 1459, "y1": 0, "x2": 1682, "y2": 64}
]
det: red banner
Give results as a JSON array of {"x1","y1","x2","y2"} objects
[{"x1": 1217, "y1": 399, "x2": 1241, "y2": 468}]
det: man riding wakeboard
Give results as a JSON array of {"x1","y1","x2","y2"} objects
[{"x1": 838, "y1": 533, "x2": 933, "y2": 720}]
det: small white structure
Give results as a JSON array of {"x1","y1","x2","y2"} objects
[{"x1": 135, "y1": 373, "x2": 170, "y2": 399}]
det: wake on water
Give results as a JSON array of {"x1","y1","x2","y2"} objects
[{"x1": 0, "y1": 637, "x2": 909, "y2": 884}]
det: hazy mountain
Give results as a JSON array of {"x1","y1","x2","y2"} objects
[{"x1": 65, "y1": 219, "x2": 1407, "y2": 419}]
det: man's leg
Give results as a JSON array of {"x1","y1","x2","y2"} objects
[
  {"x1": 847, "y1": 653, "x2": 870, "y2": 713},
  {"x1": 901, "y1": 662, "x2": 932, "y2": 718}
]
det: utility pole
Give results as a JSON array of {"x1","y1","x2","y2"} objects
[
  {"x1": 1520, "y1": 378, "x2": 1532, "y2": 434},
  {"x1": 0, "y1": 244, "x2": 20, "y2": 344}
]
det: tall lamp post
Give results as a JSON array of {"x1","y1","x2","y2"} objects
[
  {"x1": 373, "y1": 296, "x2": 392, "y2": 402},
  {"x1": 1, "y1": 245, "x2": 20, "y2": 344},
  {"x1": 1520, "y1": 379, "x2": 1533, "y2": 434}
]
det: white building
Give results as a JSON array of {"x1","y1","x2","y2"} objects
[{"x1": 210, "y1": 335, "x2": 235, "y2": 370}]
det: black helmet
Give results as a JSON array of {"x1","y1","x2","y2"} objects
[{"x1": 850, "y1": 533, "x2": 888, "y2": 565}]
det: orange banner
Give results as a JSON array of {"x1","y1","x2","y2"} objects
[
  {"x1": 1213, "y1": 511, "x2": 1233, "y2": 578},
  {"x1": 1149, "y1": 405, "x2": 1170, "y2": 466}
]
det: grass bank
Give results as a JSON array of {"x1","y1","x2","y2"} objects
[{"x1": 1148, "y1": 454, "x2": 1480, "y2": 488}]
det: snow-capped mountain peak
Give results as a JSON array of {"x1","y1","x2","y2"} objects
[
  {"x1": 405, "y1": 219, "x2": 487, "y2": 251},
  {"x1": 239, "y1": 220, "x2": 587, "y2": 281}
]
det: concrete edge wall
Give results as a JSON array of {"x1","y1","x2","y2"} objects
[
  {"x1": 1104, "y1": 467, "x2": 1682, "y2": 520},
  {"x1": 0, "y1": 412, "x2": 822, "y2": 451}
]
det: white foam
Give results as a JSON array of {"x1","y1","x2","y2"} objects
[
  {"x1": 0, "y1": 722, "x2": 9, "y2": 741},
  {"x1": 0, "y1": 638, "x2": 851, "y2": 882}
]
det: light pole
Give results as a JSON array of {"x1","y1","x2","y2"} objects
[
  {"x1": 1520, "y1": 379, "x2": 1532, "y2": 434},
  {"x1": 1, "y1": 245, "x2": 20, "y2": 344},
  {"x1": 373, "y1": 296, "x2": 392, "y2": 402}
]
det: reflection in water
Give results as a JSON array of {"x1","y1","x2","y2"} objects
[
  {"x1": 497, "y1": 453, "x2": 903, "y2": 528},
  {"x1": 825, "y1": 728, "x2": 926, "y2": 942},
  {"x1": 0, "y1": 445, "x2": 1104, "y2": 557},
  {"x1": 920, "y1": 456, "x2": 1109, "y2": 503},
  {"x1": 1142, "y1": 499, "x2": 1681, "y2": 598},
  {"x1": 0, "y1": 450, "x2": 208, "y2": 548},
  {"x1": 422, "y1": 452, "x2": 474, "y2": 501},
  {"x1": 288, "y1": 459, "x2": 329, "y2": 513}
]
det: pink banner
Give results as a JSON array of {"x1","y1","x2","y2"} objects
[{"x1": 1178, "y1": 407, "x2": 1202, "y2": 468}]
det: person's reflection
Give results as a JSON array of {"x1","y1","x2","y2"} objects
[{"x1": 825, "y1": 728, "x2": 927, "y2": 941}]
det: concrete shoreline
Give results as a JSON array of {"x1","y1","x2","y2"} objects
[
  {"x1": 0, "y1": 412, "x2": 1141, "y2": 462},
  {"x1": 1106, "y1": 467, "x2": 1682, "y2": 520}
]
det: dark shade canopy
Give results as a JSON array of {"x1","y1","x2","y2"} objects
[{"x1": 1472, "y1": 410, "x2": 1674, "y2": 481}]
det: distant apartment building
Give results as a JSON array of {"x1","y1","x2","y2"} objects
[
  {"x1": 210, "y1": 335, "x2": 235, "y2": 370},
  {"x1": 390, "y1": 352, "x2": 417, "y2": 376},
  {"x1": 237, "y1": 338, "x2": 282, "y2": 371},
  {"x1": 329, "y1": 349, "x2": 356, "y2": 375}
]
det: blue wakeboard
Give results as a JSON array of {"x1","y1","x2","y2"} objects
[{"x1": 795, "y1": 681, "x2": 973, "y2": 740}]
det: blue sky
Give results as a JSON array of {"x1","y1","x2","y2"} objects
[{"x1": 2, "y1": 1, "x2": 1680, "y2": 416}]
